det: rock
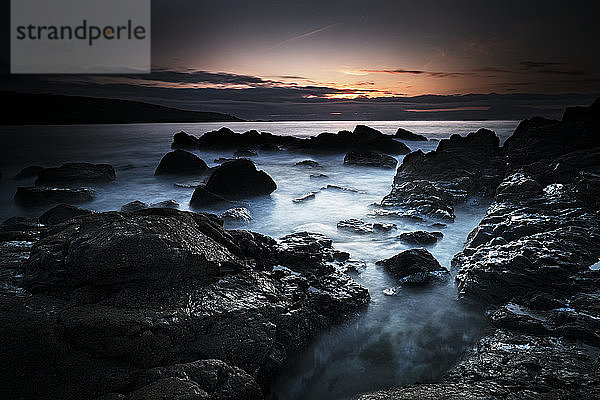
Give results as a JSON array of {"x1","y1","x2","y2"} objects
[
  {"x1": 171, "y1": 131, "x2": 199, "y2": 149},
  {"x1": 154, "y1": 150, "x2": 208, "y2": 176},
  {"x1": 343, "y1": 152, "x2": 398, "y2": 169},
  {"x1": 14, "y1": 187, "x2": 95, "y2": 206},
  {"x1": 197, "y1": 127, "x2": 300, "y2": 150},
  {"x1": 337, "y1": 218, "x2": 396, "y2": 234},
  {"x1": 13, "y1": 165, "x2": 44, "y2": 180},
  {"x1": 321, "y1": 184, "x2": 360, "y2": 193},
  {"x1": 220, "y1": 207, "x2": 252, "y2": 223},
  {"x1": 213, "y1": 157, "x2": 236, "y2": 164},
  {"x1": 310, "y1": 173, "x2": 328, "y2": 179},
  {"x1": 35, "y1": 163, "x2": 116, "y2": 186},
  {"x1": 39, "y1": 204, "x2": 93, "y2": 225},
  {"x1": 189, "y1": 186, "x2": 230, "y2": 208},
  {"x1": 376, "y1": 248, "x2": 449, "y2": 284},
  {"x1": 298, "y1": 126, "x2": 410, "y2": 155},
  {"x1": 395, "y1": 128, "x2": 427, "y2": 141},
  {"x1": 398, "y1": 230, "x2": 443, "y2": 245},
  {"x1": 120, "y1": 200, "x2": 148, "y2": 213},
  {"x1": 205, "y1": 159, "x2": 276, "y2": 198},
  {"x1": 149, "y1": 200, "x2": 179, "y2": 209},
  {"x1": 233, "y1": 147, "x2": 257, "y2": 158},
  {"x1": 495, "y1": 172, "x2": 543, "y2": 201},
  {"x1": 293, "y1": 192, "x2": 318, "y2": 203},
  {"x1": 380, "y1": 128, "x2": 505, "y2": 220},
  {"x1": 0, "y1": 209, "x2": 369, "y2": 399},
  {"x1": 295, "y1": 160, "x2": 320, "y2": 168},
  {"x1": 258, "y1": 143, "x2": 280, "y2": 152}
]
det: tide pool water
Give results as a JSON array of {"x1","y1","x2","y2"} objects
[{"x1": 0, "y1": 120, "x2": 518, "y2": 399}]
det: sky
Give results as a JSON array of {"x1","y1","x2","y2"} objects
[{"x1": 1, "y1": 0, "x2": 599, "y2": 120}]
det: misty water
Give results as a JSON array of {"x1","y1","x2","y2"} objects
[{"x1": 0, "y1": 120, "x2": 518, "y2": 399}]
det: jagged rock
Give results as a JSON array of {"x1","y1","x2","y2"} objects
[
  {"x1": 214, "y1": 157, "x2": 236, "y2": 164},
  {"x1": 495, "y1": 172, "x2": 543, "y2": 201},
  {"x1": 150, "y1": 200, "x2": 179, "y2": 209},
  {"x1": 189, "y1": 186, "x2": 230, "y2": 208},
  {"x1": 220, "y1": 207, "x2": 252, "y2": 223},
  {"x1": 395, "y1": 128, "x2": 427, "y2": 141},
  {"x1": 205, "y1": 159, "x2": 276, "y2": 198},
  {"x1": 39, "y1": 204, "x2": 93, "y2": 225},
  {"x1": 14, "y1": 187, "x2": 94, "y2": 206},
  {"x1": 337, "y1": 218, "x2": 396, "y2": 234},
  {"x1": 13, "y1": 165, "x2": 44, "y2": 180},
  {"x1": 376, "y1": 248, "x2": 448, "y2": 284},
  {"x1": 171, "y1": 131, "x2": 199, "y2": 149},
  {"x1": 154, "y1": 150, "x2": 208, "y2": 176},
  {"x1": 298, "y1": 126, "x2": 410, "y2": 155},
  {"x1": 35, "y1": 163, "x2": 115, "y2": 186},
  {"x1": 398, "y1": 230, "x2": 443, "y2": 245},
  {"x1": 233, "y1": 147, "x2": 257, "y2": 158},
  {"x1": 343, "y1": 152, "x2": 397, "y2": 169},
  {"x1": 197, "y1": 128, "x2": 300, "y2": 150},
  {"x1": 120, "y1": 200, "x2": 148, "y2": 213},
  {"x1": 381, "y1": 180, "x2": 456, "y2": 221},
  {"x1": 295, "y1": 160, "x2": 320, "y2": 168}
]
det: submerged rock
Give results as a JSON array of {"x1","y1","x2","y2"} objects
[
  {"x1": 398, "y1": 230, "x2": 443, "y2": 245},
  {"x1": 337, "y1": 218, "x2": 396, "y2": 234},
  {"x1": 35, "y1": 163, "x2": 116, "y2": 186},
  {"x1": 205, "y1": 159, "x2": 276, "y2": 198},
  {"x1": 39, "y1": 204, "x2": 93, "y2": 225},
  {"x1": 295, "y1": 160, "x2": 320, "y2": 168},
  {"x1": 220, "y1": 207, "x2": 252, "y2": 223},
  {"x1": 14, "y1": 187, "x2": 95, "y2": 206},
  {"x1": 343, "y1": 152, "x2": 397, "y2": 169},
  {"x1": 395, "y1": 128, "x2": 428, "y2": 141},
  {"x1": 293, "y1": 191, "x2": 318, "y2": 203},
  {"x1": 376, "y1": 248, "x2": 448, "y2": 284},
  {"x1": 310, "y1": 173, "x2": 328, "y2": 179},
  {"x1": 154, "y1": 150, "x2": 208, "y2": 176},
  {"x1": 13, "y1": 165, "x2": 44, "y2": 180}
]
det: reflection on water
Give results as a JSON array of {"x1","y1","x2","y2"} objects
[{"x1": 0, "y1": 121, "x2": 517, "y2": 399}]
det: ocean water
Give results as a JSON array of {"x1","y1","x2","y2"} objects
[{"x1": 0, "y1": 120, "x2": 519, "y2": 399}]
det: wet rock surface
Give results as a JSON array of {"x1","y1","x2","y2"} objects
[
  {"x1": 220, "y1": 207, "x2": 252, "y2": 223},
  {"x1": 39, "y1": 203, "x2": 93, "y2": 225},
  {"x1": 397, "y1": 230, "x2": 443, "y2": 245},
  {"x1": 360, "y1": 99, "x2": 600, "y2": 399},
  {"x1": 337, "y1": 218, "x2": 396, "y2": 234},
  {"x1": 376, "y1": 248, "x2": 448, "y2": 284},
  {"x1": 395, "y1": 127, "x2": 428, "y2": 141},
  {"x1": 343, "y1": 151, "x2": 398, "y2": 169},
  {"x1": 381, "y1": 128, "x2": 505, "y2": 220},
  {"x1": 14, "y1": 186, "x2": 95, "y2": 206},
  {"x1": 189, "y1": 186, "x2": 231, "y2": 208},
  {"x1": 0, "y1": 208, "x2": 368, "y2": 400}
]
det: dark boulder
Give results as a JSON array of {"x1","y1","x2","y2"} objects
[
  {"x1": 343, "y1": 152, "x2": 397, "y2": 169},
  {"x1": 197, "y1": 127, "x2": 300, "y2": 150},
  {"x1": 395, "y1": 128, "x2": 427, "y2": 141},
  {"x1": 205, "y1": 159, "x2": 276, "y2": 198},
  {"x1": 154, "y1": 150, "x2": 208, "y2": 176},
  {"x1": 233, "y1": 148, "x2": 257, "y2": 158},
  {"x1": 337, "y1": 218, "x2": 396, "y2": 234},
  {"x1": 14, "y1": 187, "x2": 94, "y2": 206},
  {"x1": 220, "y1": 207, "x2": 252, "y2": 223},
  {"x1": 189, "y1": 186, "x2": 230, "y2": 208},
  {"x1": 13, "y1": 165, "x2": 44, "y2": 180},
  {"x1": 36, "y1": 163, "x2": 116, "y2": 186},
  {"x1": 376, "y1": 248, "x2": 448, "y2": 284},
  {"x1": 171, "y1": 131, "x2": 199, "y2": 149},
  {"x1": 398, "y1": 230, "x2": 443, "y2": 245},
  {"x1": 39, "y1": 204, "x2": 93, "y2": 225},
  {"x1": 295, "y1": 160, "x2": 320, "y2": 168},
  {"x1": 120, "y1": 200, "x2": 148, "y2": 213}
]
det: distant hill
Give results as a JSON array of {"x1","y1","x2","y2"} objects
[{"x1": 0, "y1": 92, "x2": 244, "y2": 124}]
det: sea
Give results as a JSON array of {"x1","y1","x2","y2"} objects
[{"x1": 0, "y1": 120, "x2": 519, "y2": 399}]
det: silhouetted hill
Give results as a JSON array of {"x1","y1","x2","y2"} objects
[{"x1": 0, "y1": 92, "x2": 243, "y2": 124}]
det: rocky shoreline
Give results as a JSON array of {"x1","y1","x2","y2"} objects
[{"x1": 0, "y1": 99, "x2": 598, "y2": 399}]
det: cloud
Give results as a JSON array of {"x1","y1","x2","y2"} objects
[
  {"x1": 359, "y1": 69, "x2": 475, "y2": 78},
  {"x1": 268, "y1": 22, "x2": 341, "y2": 50},
  {"x1": 520, "y1": 61, "x2": 566, "y2": 68}
]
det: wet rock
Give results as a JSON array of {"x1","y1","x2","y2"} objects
[
  {"x1": 259, "y1": 143, "x2": 280, "y2": 152},
  {"x1": 39, "y1": 204, "x2": 93, "y2": 225},
  {"x1": 233, "y1": 147, "x2": 257, "y2": 158},
  {"x1": 295, "y1": 160, "x2": 320, "y2": 168},
  {"x1": 205, "y1": 159, "x2": 276, "y2": 198},
  {"x1": 337, "y1": 218, "x2": 396, "y2": 234},
  {"x1": 189, "y1": 186, "x2": 231, "y2": 208},
  {"x1": 398, "y1": 230, "x2": 443, "y2": 245},
  {"x1": 171, "y1": 131, "x2": 199, "y2": 149},
  {"x1": 35, "y1": 163, "x2": 116, "y2": 186},
  {"x1": 321, "y1": 184, "x2": 361, "y2": 193},
  {"x1": 214, "y1": 157, "x2": 236, "y2": 164},
  {"x1": 380, "y1": 128, "x2": 505, "y2": 220},
  {"x1": 343, "y1": 152, "x2": 397, "y2": 169},
  {"x1": 220, "y1": 207, "x2": 252, "y2": 223},
  {"x1": 376, "y1": 248, "x2": 449, "y2": 284},
  {"x1": 298, "y1": 125, "x2": 410, "y2": 155},
  {"x1": 495, "y1": 172, "x2": 543, "y2": 201},
  {"x1": 277, "y1": 232, "x2": 349, "y2": 273},
  {"x1": 197, "y1": 127, "x2": 300, "y2": 150},
  {"x1": 575, "y1": 171, "x2": 600, "y2": 207},
  {"x1": 395, "y1": 128, "x2": 427, "y2": 141},
  {"x1": 293, "y1": 191, "x2": 318, "y2": 203},
  {"x1": 120, "y1": 200, "x2": 148, "y2": 213},
  {"x1": 310, "y1": 173, "x2": 328, "y2": 179},
  {"x1": 13, "y1": 165, "x2": 44, "y2": 180},
  {"x1": 14, "y1": 187, "x2": 95, "y2": 206},
  {"x1": 154, "y1": 150, "x2": 208, "y2": 176},
  {"x1": 150, "y1": 200, "x2": 179, "y2": 209}
]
